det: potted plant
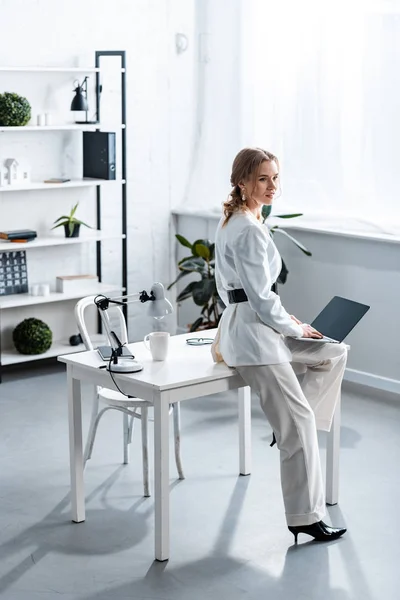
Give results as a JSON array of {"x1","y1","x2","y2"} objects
[
  {"x1": 168, "y1": 236, "x2": 222, "y2": 332},
  {"x1": 51, "y1": 202, "x2": 92, "y2": 238},
  {"x1": 261, "y1": 206, "x2": 311, "y2": 291},
  {"x1": 169, "y1": 211, "x2": 312, "y2": 332}
]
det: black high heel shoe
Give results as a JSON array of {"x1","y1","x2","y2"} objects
[{"x1": 288, "y1": 520, "x2": 347, "y2": 543}]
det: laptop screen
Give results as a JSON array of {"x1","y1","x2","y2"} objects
[{"x1": 311, "y1": 296, "x2": 370, "y2": 342}]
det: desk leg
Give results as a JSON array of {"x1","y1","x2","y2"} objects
[
  {"x1": 326, "y1": 398, "x2": 341, "y2": 505},
  {"x1": 154, "y1": 392, "x2": 170, "y2": 561},
  {"x1": 67, "y1": 366, "x2": 85, "y2": 522},
  {"x1": 238, "y1": 386, "x2": 251, "y2": 475}
]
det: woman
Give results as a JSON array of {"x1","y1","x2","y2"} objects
[{"x1": 214, "y1": 147, "x2": 348, "y2": 543}]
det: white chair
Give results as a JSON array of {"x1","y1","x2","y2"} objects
[{"x1": 74, "y1": 295, "x2": 184, "y2": 497}]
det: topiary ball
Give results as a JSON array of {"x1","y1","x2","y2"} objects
[
  {"x1": 0, "y1": 92, "x2": 31, "y2": 126},
  {"x1": 13, "y1": 318, "x2": 52, "y2": 355}
]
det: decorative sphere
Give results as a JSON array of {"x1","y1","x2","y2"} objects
[
  {"x1": 0, "y1": 92, "x2": 32, "y2": 126},
  {"x1": 13, "y1": 318, "x2": 52, "y2": 355},
  {"x1": 69, "y1": 334, "x2": 83, "y2": 346}
]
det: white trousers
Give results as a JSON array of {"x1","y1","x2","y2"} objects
[{"x1": 236, "y1": 340, "x2": 348, "y2": 526}]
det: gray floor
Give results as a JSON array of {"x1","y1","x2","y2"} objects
[{"x1": 0, "y1": 362, "x2": 399, "y2": 600}]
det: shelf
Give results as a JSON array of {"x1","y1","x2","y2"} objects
[
  {"x1": 0, "y1": 124, "x2": 126, "y2": 132},
  {"x1": 0, "y1": 67, "x2": 127, "y2": 73},
  {"x1": 1, "y1": 334, "x2": 106, "y2": 366},
  {"x1": 0, "y1": 232, "x2": 126, "y2": 252},
  {"x1": 0, "y1": 179, "x2": 125, "y2": 192},
  {"x1": 0, "y1": 283, "x2": 123, "y2": 310},
  {"x1": 0, "y1": 66, "x2": 101, "y2": 73},
  {"x1": 0, "y1": 67, "x2": 125, "y2": 73}
]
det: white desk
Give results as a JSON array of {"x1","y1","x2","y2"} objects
[{"x1": 58, "y1": 331, "x2": 341, "y2": 561}]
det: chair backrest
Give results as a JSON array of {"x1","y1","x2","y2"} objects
[{"x1": 74, "y1": 295, "x2": 128, "y2": 351}]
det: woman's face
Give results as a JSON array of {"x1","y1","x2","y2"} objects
[{"x1": 241, "y1": 160, "x2": 279, "y2": 212}]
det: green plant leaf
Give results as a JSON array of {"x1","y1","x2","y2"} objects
[
  {"x1": 178, "y1": 255, "x2": 195, "y2": 266},
  {"x1": 261, "y1": 205, "x2": 272, "y2": 221},
  {"x1": 193, "y1": 243, "x2": 210, "y2": 260},
  {"x1": 272, "y1": 227, "x2": 312, "y2": 256},
  {"x1": 209, "y1": 243, "x2": 215, "y2": 260},
  {"x1": 70, "y1": 203, "x2": 79, "y2": 219},
  {"x1": 167, "y1": 270, "x2": 190, "y2": 290},
  {"x1": 179, "y1": 257, "x2": 208, "y2": 274},
  {"x1": 51, "y1": 222, "x2": 66, "y2": 230},
  {"x1": 192, "y1": 278, "x2": 215, "y2": 306},
  {"x1": 191, "y1": 239, "x2": 213, "y2": 258},
  {"x1": 274, "y1": 213, "x2": 303, "y2": 219},
  {"x1": 190, "y1": 317, "x2": 204, "y2": 332},
  {"x1": 175, "y1": 234, "x2": 193, "y2": 249},
  {"x1": 52, "y1": 215, "x2": 70, "y2": 224},
  {"x1": 73, "y1": 219, "x2": 91, "y2": 228},
  {"x1": 176, "y1": 281, "x2": 199, "y2": 302}
]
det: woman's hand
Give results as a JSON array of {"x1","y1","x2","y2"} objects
[
  {"x1": 290, "y1": 315, "x2": 302, "y2": 324},
  {"x1": 300, "y1": 323, "x2": 324, "y2": 339},
  {"x1": 291, "y1": 315, "x2": 323, "y2": 338}
]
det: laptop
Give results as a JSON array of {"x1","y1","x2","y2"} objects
[
  {"x1": 97, "y1": 345, "x2": 133, "y2": 360},
  {"x1": 292, "y1": 296, "x2": 370, "y2": 343}
]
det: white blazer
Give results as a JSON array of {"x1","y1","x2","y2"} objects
[{"x1": 215, "y1": 211, "x2": 303, "y2": 366}]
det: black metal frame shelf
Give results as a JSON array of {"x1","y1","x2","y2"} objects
[{"x1": 95, "y1": 50, "x2": 128, "y2": 324}]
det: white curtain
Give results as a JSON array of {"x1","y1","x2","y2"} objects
[{"x1": 242, "y1": 0, "x2": 400, "y2": 233}]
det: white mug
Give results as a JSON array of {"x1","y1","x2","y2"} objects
[{"x1": 143, "y1": 331, "x2": 170, "y2": 361}]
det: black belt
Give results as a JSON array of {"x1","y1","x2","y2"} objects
[{"x1": 227, "y1": 288, "x2": 248, "y2": 304}]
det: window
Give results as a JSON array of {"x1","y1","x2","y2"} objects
[{"x1": 244, "y1": 0, "x2": 400, "y2": 233}]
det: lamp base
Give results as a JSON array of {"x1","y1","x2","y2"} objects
[
  {"x1": 75, "y1": 120, "x2": 99, "y2": 125},
  {"x1": 107, "y1": 359, "x2": 143, "y2": 373}
]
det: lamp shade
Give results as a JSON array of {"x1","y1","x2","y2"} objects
[
  {"x1": 71, "y1": 86, "x2": 88, "y2": 112},
  {"x1": 147, "y1": 282, "x2": 173, "y2": 319}
]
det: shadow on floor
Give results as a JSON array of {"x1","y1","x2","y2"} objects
[
  {"x1": 77, "y1": 476, "x2": 367, "y2": 600},
  {"x1": 0, "y1": 467, "x2": 153, "y2": 595}
]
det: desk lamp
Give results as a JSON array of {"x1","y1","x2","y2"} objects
[
  {"x1": 94, "y1": 282, "x2": 173, "y2": 373},
  {"x1": 70, "y1": 76, "x2": 98, "y2": 125}
]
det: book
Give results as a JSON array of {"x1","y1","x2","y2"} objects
[
  {"x1": 56, "y1": 274, "x2": 98, "y2": 293},
  {"x1": 43, "y1": 178, "x2": 71, "y2": 184},
  {"x1": 0, "y1": 229, "x2": 37, "y2": 240}
]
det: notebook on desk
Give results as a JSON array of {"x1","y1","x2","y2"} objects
[{"x1": 291, "y1": 296, "x2": 370, "y2": 344}]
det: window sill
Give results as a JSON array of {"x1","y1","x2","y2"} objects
[{"x1": 172, "y1": 207, "x2": 400, "y2": 246}]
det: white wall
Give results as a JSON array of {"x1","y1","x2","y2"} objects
[
  {"x1": 172, "y1": 213, "x2": 400, "y2": 392},
  {"x1": 0, "y1": 0, "x2": 197, "y2": 343}
]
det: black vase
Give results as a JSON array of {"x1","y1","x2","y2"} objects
[{"x1": 64, "y1": 223, "x2": 80, "y2": 238}]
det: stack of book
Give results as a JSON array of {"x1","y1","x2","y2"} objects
[{"x1": 0, "y1": 230, "x2": 37, "y2": 242}]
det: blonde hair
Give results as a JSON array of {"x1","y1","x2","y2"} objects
[{"x1": 222, "y1": 147, "x2": 279, "y2": 226}]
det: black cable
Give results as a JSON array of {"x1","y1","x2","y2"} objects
[{"x1": 106, "y1": 351, "x2": 134, "y2": 398}]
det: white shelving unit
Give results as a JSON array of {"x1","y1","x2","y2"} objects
[
  {"x1": 0, "y1": 54, "x2": 127, "y2": 376},
  {"x1": 0, "y1": 66, "x2": 125, "y2": 73},
  {"x1": 0, "y1": 124, "x2": 126, "y2": 132},
  {"x1": 0, "y1": 232, "x2": 125, "y2": 252},
  {"x1": 1, "y1": 334, "x2": 106, "y2": 366},
  {"x1": 0, "y1": 283, "x2": 121, "y2": 310},
  {"x1": 0, "y1": 178, "x2": 125, "y2": 192}
]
